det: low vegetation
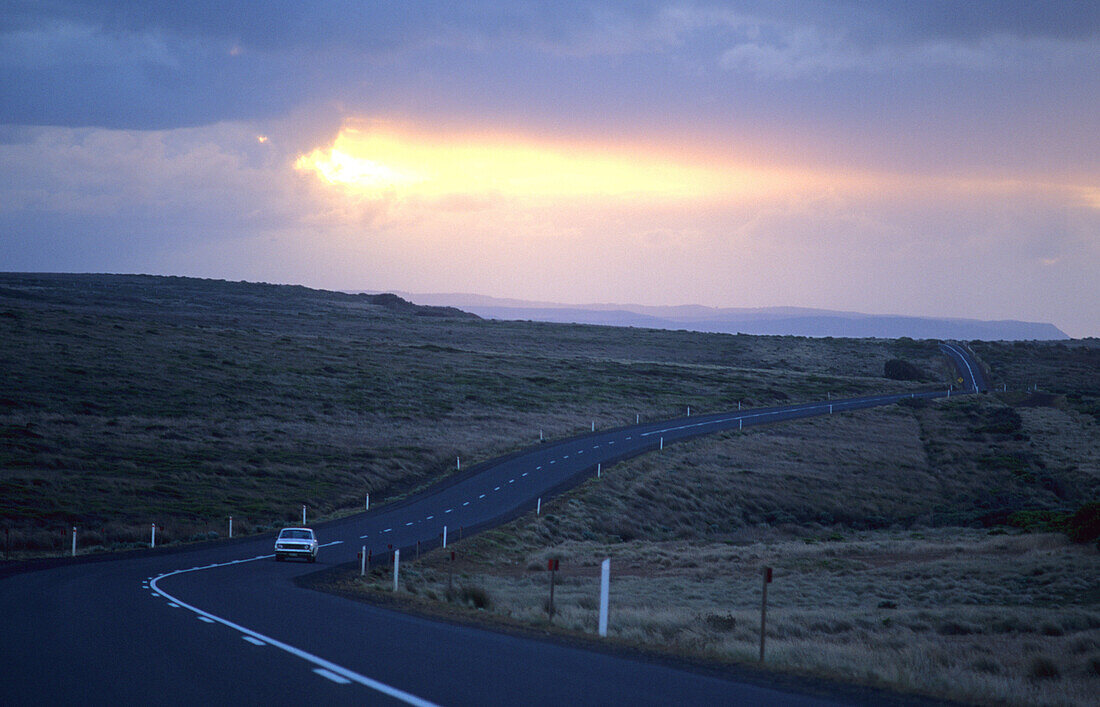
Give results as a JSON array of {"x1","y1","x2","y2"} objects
[
  {"x1": 336, "y1": 351, "x2": 1099, "y2": 706},
  {"x1": 4, "y1": 273, "x2": 1097, "y2": 704},
  {"x1": 1, "y1": 273, "x2": 940, "y2": 553}
]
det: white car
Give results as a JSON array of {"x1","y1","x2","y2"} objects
[{"x1": 274, "y1": 527, "x2": 318, "y2": 562}]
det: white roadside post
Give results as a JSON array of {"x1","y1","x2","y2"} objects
[
  {"x1": 739, "y1": 419, "x2": 743, "y2": 430},
  {"x1": 829, "y1": 404, "x2": 833, "y2": 414},
  {"x1": 360, "y1": 545, "x2": 366, "y2": 576},
  {"x1": 597, "y1": 463, "x2": 601, "y2": 479},
  {"x1": 365, "y1": 493, "x2": 370, "y2": 511},
  {"x1": 151, "y1": 523, "x2": 156, "y2": 548},
  {"x1": 540, "y1": 429, "x2": 544, "y2": 442},
  {"x1": 392, "y1": 549, "x2": 400, "y2": 591},
  {"x1": 635, "y1": 413, "x2": 639, "y2": 424},
  {"x1": 591, "y1": 420, "x2": 595, "y2": 432},
  {"x1": 457, "y1": 457, "x2": 461, "y2": 471},
  {"x1": 598, "y1": 558, "x2": 611, "y2": 637},
  {"x1": 302, "y1": 505, "x2": 307, "y2": 525},
  {"x1": 537, "y1": 497, "x2": 541, "y2": 515},
  {"x1": 442, "y1": 525, "x2": 448, "y2": 549},
  {"x1": 71, "y1": 526, "x2": 77, "y2": 557},
  {"x1": 687, "y1": 406, "x2": 690, "y2": 416},
  {"x1": 738, "y1": 400, "x2": 741, "y2": 410},
  {"x1": 228, "y1": 515, "x2": 233, "y2": 539},
  {"x1": 660, "y1": 437, "x2": 664, "y2": 450}
]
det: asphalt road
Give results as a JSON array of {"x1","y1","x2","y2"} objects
[{"x1": 0, "y1": 343, "x2": 984, "y2": 705}]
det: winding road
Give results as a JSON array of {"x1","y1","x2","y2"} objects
[{"x1": 1, "y1": 343, "x2": 985, "y2": 705}]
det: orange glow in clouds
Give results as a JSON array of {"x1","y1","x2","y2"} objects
[
  {"x1": 294, "y1": 122, "x2": 812, "y2": 202},
  {"x1": 295, "y1": 121, "x2": 1098, "y2": 210}
]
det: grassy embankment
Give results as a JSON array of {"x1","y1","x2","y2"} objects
[
  {"x1": 1, "y1": 272, "x2": 940, "y2": 554},
  {"x1": 335, "y1": 340, "x2": 1100, "y2": 706}
]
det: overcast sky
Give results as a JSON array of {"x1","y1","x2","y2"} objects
[{"x1": 2, "y1": 1, "x2": 1097, "y2": 336}]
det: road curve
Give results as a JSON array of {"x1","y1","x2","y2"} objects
[{"x1": 1, "y1": 343, "x2": 983, "y2": 705}]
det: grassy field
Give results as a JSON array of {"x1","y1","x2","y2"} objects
[
  {"x1": 333, "y1": 346, "x2": 1099, "y2": 706},
  {"x1": 4, "y1": 273, "x2": 1097, "y2": 703},
  {"x1": 1, "y1": 273, "x2": 942, "y2": 553}
]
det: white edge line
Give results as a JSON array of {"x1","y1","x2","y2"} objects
[{"x1": 150, "y1": 559, "x2": 439, "y2": 707}]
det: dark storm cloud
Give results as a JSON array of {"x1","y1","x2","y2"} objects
[
  {"x1": 0, "y1": 1, "x2": 627, "y2": 128},
  {"x1": 5, "y1": 1, "x2": 1095, "y2": 130}
]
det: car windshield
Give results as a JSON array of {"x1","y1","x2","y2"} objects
[{"x1": 280, "y1": 529, "x2": 311, "y2": 540}]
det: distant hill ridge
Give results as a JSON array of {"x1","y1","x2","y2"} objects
[
  {"x1": 390, "y1": 292, "x2": 1069, "y2": 341},
  {"x1": 0, "y1": 273, "x2": 477, "y2": 320}
]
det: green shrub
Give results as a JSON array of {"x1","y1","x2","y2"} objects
[
  {"x1": 1028, "y1": 656, "x2": 1060, "y2": 680},
  {"x1": 1006, "y1": 510, "x2": 1069, "y2": 534},
  {"x1": 458, "y1": 585, "x2": 491, "y2": 609},
  {"x1": 1066, "y1": 502, "x2": 1100, "y2": 544},
  {"x1": 884, "y1": 359, "x2": 923, "y2": 381}
]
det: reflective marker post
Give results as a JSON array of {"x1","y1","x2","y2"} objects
[
  {"x1": 151, "y1": 523, "x2": 156, "y2": 549},
  {"x1": 71, "y1": 526, "x2": 77, "y2": 557},
  {"x1": 393, "y1": 549, "x2": 400, "y2": 592},
  {"x1": 760, "y1": 566, "x2": 773, "y2": 662},
  {"x1": 598, "y1": 558, "x2": 610, "y2": 637},
  {"x1": 547, "y1": 558, "x2": 559, "y2": 620}
]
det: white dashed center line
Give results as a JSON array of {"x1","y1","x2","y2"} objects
[
  {"x1": 479, "y1": 494, "x2": 486, "y2": 499},
  {"x1": 198, "y1": 616, "x2": 215, "y2": 623},
  {"x1": 315, "y1": 668, "x2": 352, "y2": 685},
  {"x1": 463, "y1": 501, "x2": 470, "y2": 506},
  {"x1": 242, "y1": 636, "x2": 266, "y2": 646}
]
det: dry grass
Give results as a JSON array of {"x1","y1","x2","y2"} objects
[
  {"x1": 0, "y1": 273, "x2": 942, "y2": 553},
  {"x1": 337, "y1": 391, "x2": 1098, "y2": 705},
  {"x1": 356, "y1": 530, "x2": 1099, "y2": 706}
]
